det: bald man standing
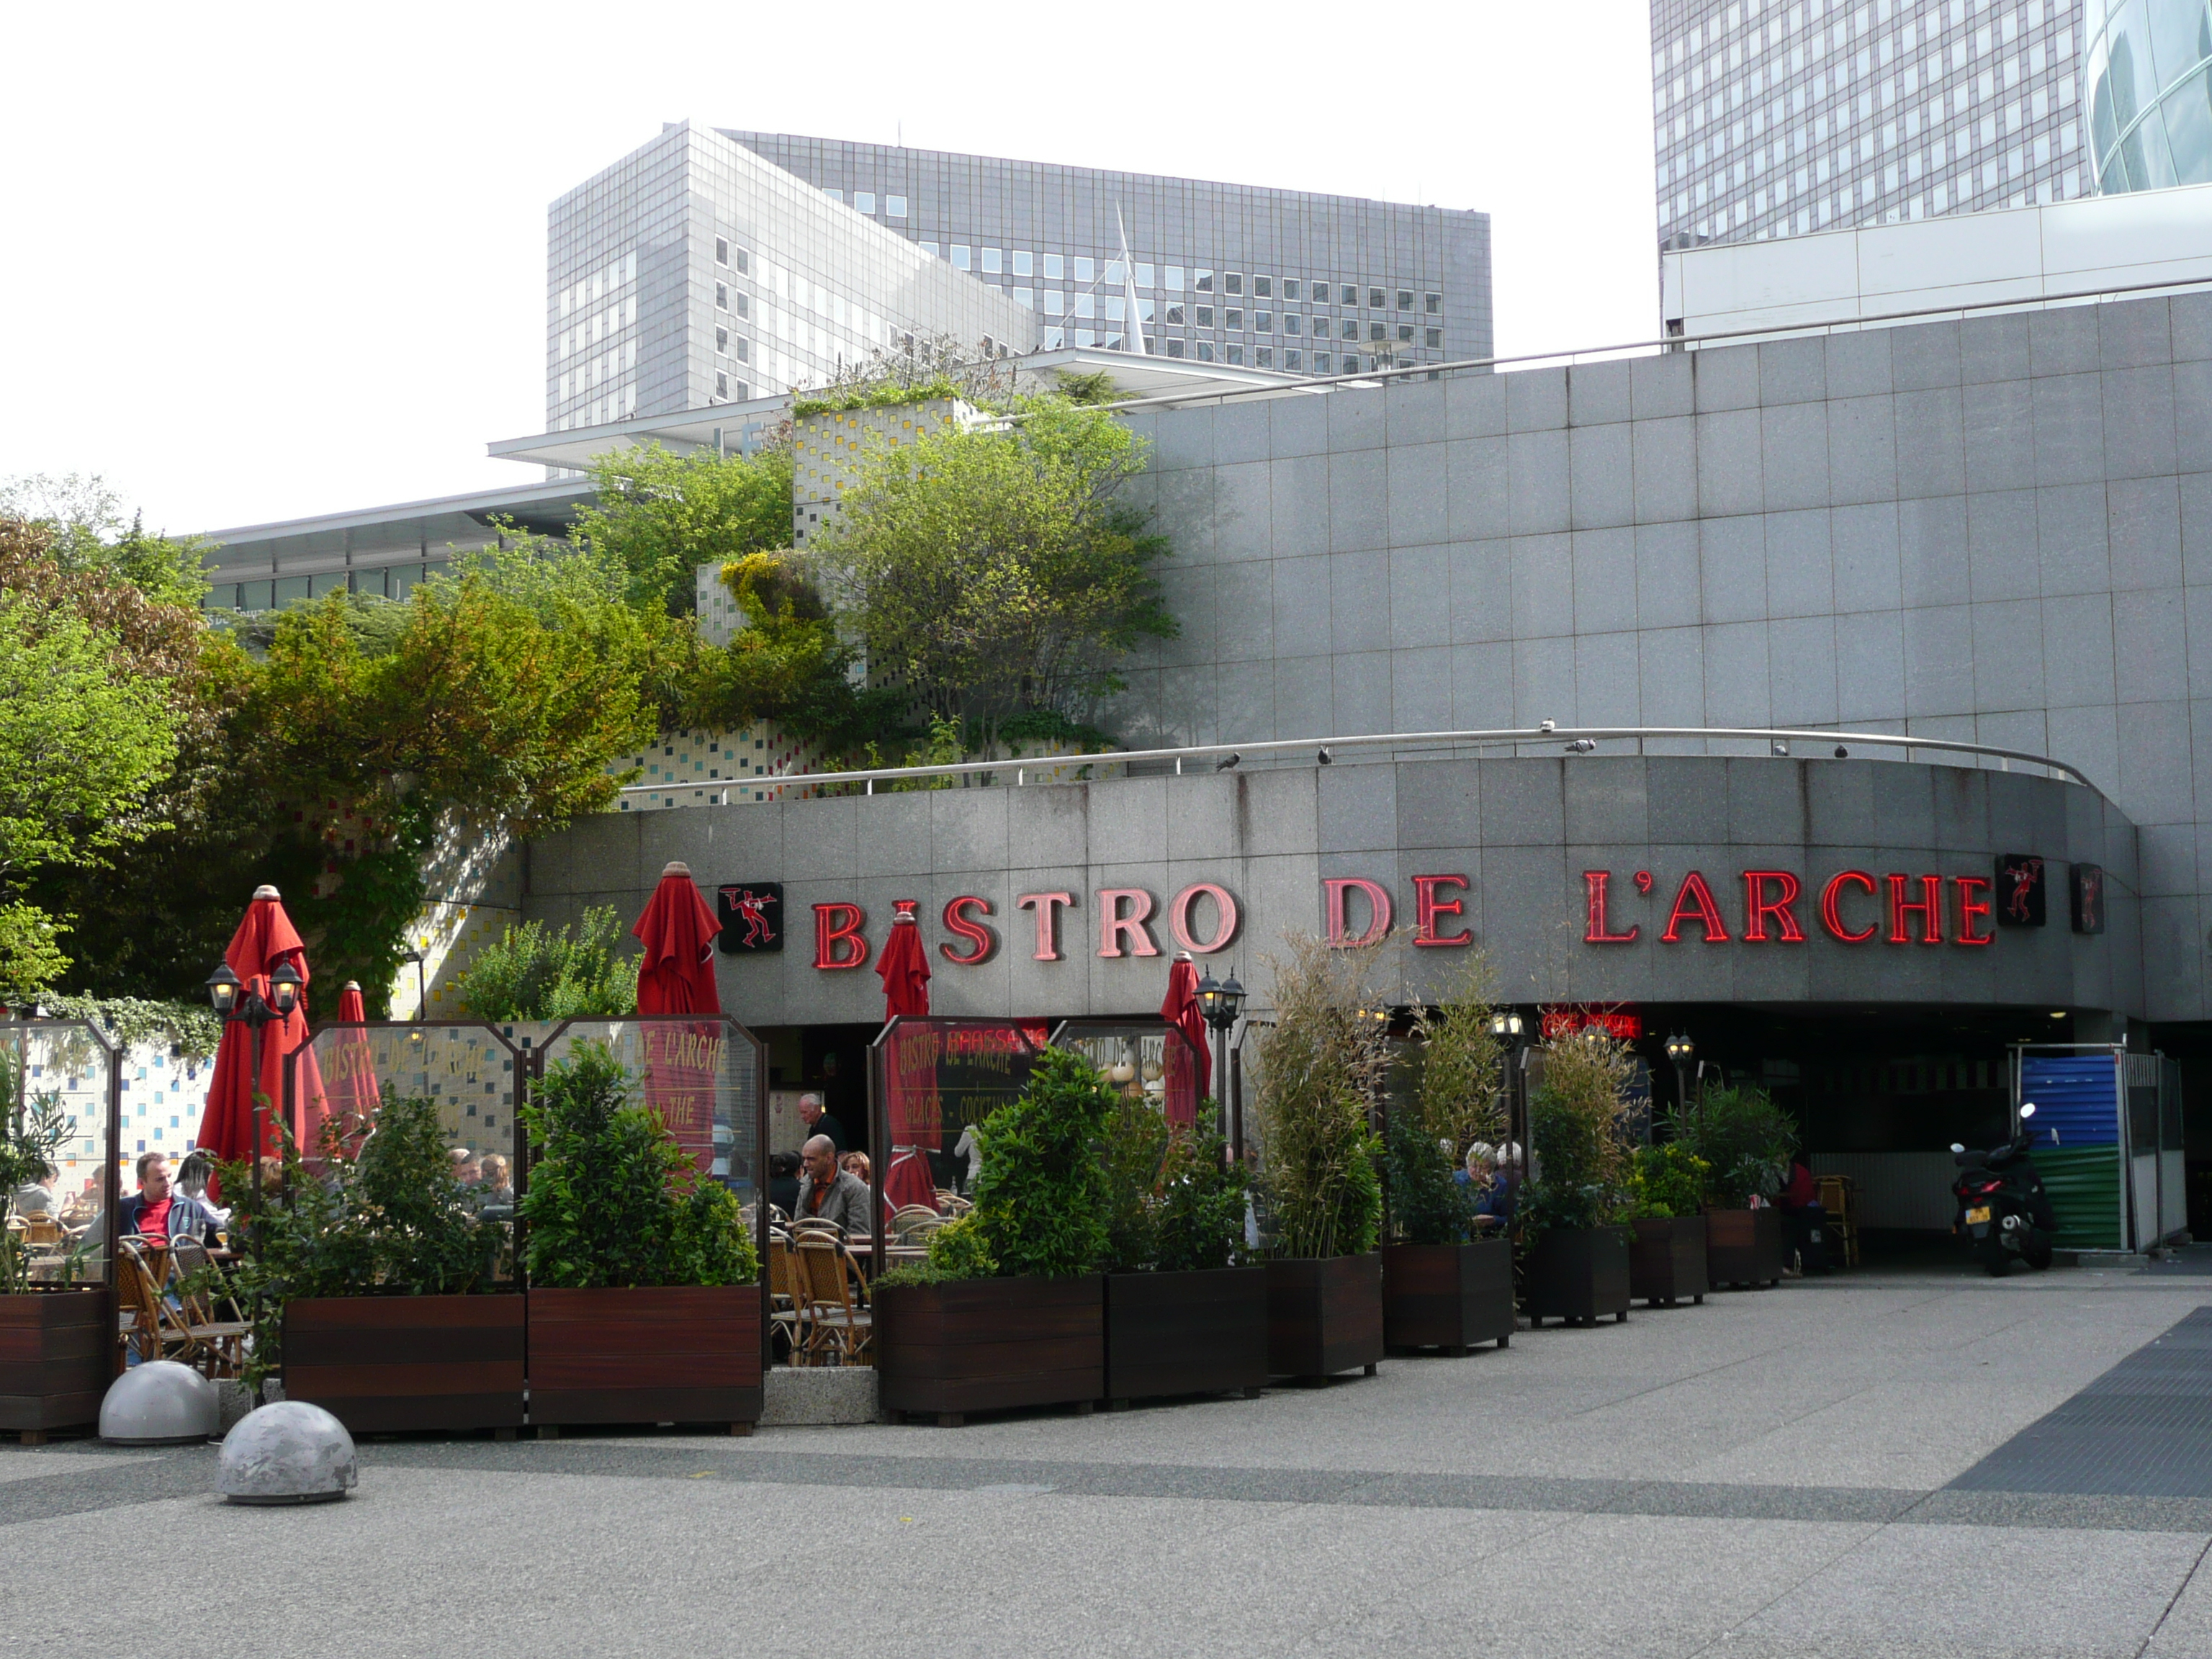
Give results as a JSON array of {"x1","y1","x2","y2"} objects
[{"x1": 792, "y1": 1135, "x2": 873, "y2": 1236}]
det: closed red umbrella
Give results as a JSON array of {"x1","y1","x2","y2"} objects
[
  {"x1": 315, "y1": 980, "x2": 381, "y2": 1154},
  {"x1": 336, "y1": 983, "x2": 367, "y2": 1022},
  {"x1": 633, "y1": 860, "x2": 721, "y2": 1015},
  {"x1": 877, "y1": 902, "x2": 939, "y2": 1213},
  {"x1": 1160, "y1": 950, "x2": 1209, "y2": 1127},
  {"x1": 194, "y1": 884, "x2": 320, "y2": 1174}
]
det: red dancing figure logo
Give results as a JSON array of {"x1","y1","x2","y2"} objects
[
  {"x1": 732, "y1": 889, "x2": 775, "y2": 948},
  {"x1": 2003, "y1": 857, "x2": 2043, "y2": 923}
]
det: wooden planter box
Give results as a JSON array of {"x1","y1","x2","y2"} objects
[
  {"x1": 1381, "y1": 1240, "x2": 1515, "y2": 1354},
  {"x1": 529, "y1": 1285, "x2": 762, "y2": 1434},
  {"x1": 0, "y1": 1290, "x2": 112, "y2": 1442},
  {"x1": 1706, "y1": 1208, "x2": 1784, "y2": 1289},
  {"x1": 1524, "y1": 1227, "x2": 1632, "y2": 1327},
  {"x1": 284, "y1": 1294, "x2": 525, "y2": 1434},
  {"x1": 1104, "y1": 1267, "x2": 1267, "y2": 1405},
  {"x1": 1266, "y1": 1254, "x2": 1384, "y2": 1380},
  {"x1": 877, "y1": 1276, "x2": 1103, "y2": 1426},
  {"x1": 1629, "y1": 1216, "x2": 1709, "y2": 1308}
]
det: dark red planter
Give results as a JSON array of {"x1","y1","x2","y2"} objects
[
  {"x1": 1705, "y1": 1208, "x2": 1784, "y2": 1289},
  {"x1": 1629, "y1": 1216, "x2": 1709, "y2": 1307},
  {"x1": 1524, "y1": 1227, "x2": 1632, "y2": 1326},
  {"x1": 0, "y1": 1291, "x2": 112, "y2": 1442},
  {"x1": 284, "y1": 1294, "x2": 526, "y2": 1434},
  {"x1": 1381, "y1": 1240, "x2": 1515, "y2": 1354},
  {"x1": 1265, "y1": 1254, "x2": 1384, "y2": 1380},
  {"x1": 878, "y1": 1276, "x2": 1103, "y2": 1426},
  {"x1": 1104, "y1": 1267, "x2": 1267, "y2": 1405},
  {"x1": 528, "y1": 1285, "x2": 763, "y2": 1434}
]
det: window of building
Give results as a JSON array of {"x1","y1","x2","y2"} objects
[
  {"x1": 1426, "y1": 327, "x2": 1443, "y2": 349},
  {"x1": 1135, "y1": 262, "x2": 1154, "y2": 287},
  {"x1": 1074, "y1": 293, "x2": 1095, "y2": 318},
  {"x1": 1195, "y1": 269, "x2": 1214, "y2": 292},
  {"x1": 1341, "y1": 283, "x2": 1359, "y2": 305},
  {"x1": 1074, "y1": 256, "x2": 1095, "y2": 282},
  {"x1": 1015, "y1": 287, "x2": 1035, "y2": 308},
  {"x1": 1225, "y1": 272, "x2": 1244, "y2": 295},
  {"x1": 1284, "y1": 314, "x2": 1301, "y2": 335},
  {"x1": 1256, "y1": 346, "x2": 1273, "y2": 368},
  {"x1": 1045, "y1": 292, "x2": 1066, "y2": 315},
  {"x1": 1371, "y1": 321, "x2": 1388, "y2": 341},
  {"x1": 1106, "y1": 332, "x2": 1125, "y2": 351},
  {"x1": 1397, "y1": 289, "x2": 1414, "y2": 310},
  {"x1": 1105, "y1": 260, "x2": 1125, "y2": 286},
  {"x1": 1166, "y1": 338, "x2": 1185, "y2": 358},
  {"x1": 1225, "y1": 307, "x2": 1243, "y2": 328},
  {"x1": 825, "y1": 188, "x2": 845, "y2": 204},
  {"x1": 1282, "y1": 278, "x2": 1300, "y2": 301},
  {"x1": 1311, "y1": 352, "x2": 1329, "y2": 373},
  {"x1": 982, "y1": 247, "x2": 1002, "y2": 274},
  {"x1": 715, "y1": 372, "x2": 728, "y2": 398},
  {"x1": 1075, "y1": 328, "x2": 1096, "y2": 348},
  {"x1": 1425, "y1": 291, "x2": 1442, "y2": 313},
  {"x1": 1343, "y1": 318, "x2": 1359, "y2": 338},
  {"x1": 1164, "y1": 264, "x2": 1184, "y2": 291},
  {"x1": 716, "y1": 237, "x2": 729, "y2": 264},
  {"x1": 1013, "y1": 250, "x2": 1033, "y2": 276},
  {"x1": 1227, "y1": 343, "x2": 1245, "y2": 364},
  {"x1": 1166, "y1": 302, "x2": 1184, "y2": 325},
  {"x1": 923, "y1": 241, "x2": 940, "y2": 257},
  {"x1": 735, "y1": 250, "x2": 748, "y2": 273},
  {"x1": 1254, "y1": 275, "x2": 1272, "y2": 297},
  {"x1": 1197, "y1": 305, "x2": 1213, "y2": 326},
  {"x1": 886, "y1": 195, "x2": 907, "y2": 217},
  {"x1": 1045, "y1": 253, "x2": 1066, "y2": 279},
  {"x1": 735, "y1": 293, "x2": 748, "y2": 318},
  {"x1": 1197, "y1": 341, "x2": 1215, "y2": 361},
  {"x1": 1046, "y1": 326, "x2": 1066, "y2": 349},
  {"x1": 716, "y1": 327, "x2": 728, "y2": 352},
  {"x1": 1398, "y1": 323, "x2": 1414, "y2": 342},
  {"x1": 950, "y1": 246, "x2": 971, "y2": 269},
  {"x1": 1285, "y1": 349, "x2": 1303, "y2": 371},
  {"x1": 1254, "y1": 310, "x2": 1272, "y2": 332},
  {"x1": 735, "y1": 337, "x2": 748, "y2": 362},
  {"x1": 855, "y1": 191, "x2": 876, "y2": 214},
  {"x1": 716, "y1": 283, "x2": 728, "y2": 310},
  {"x1": 1105, "y1": 296, "x2": 1125, "y2": 323},
  {"x1": 1369, "y1": 287, "x2": 1387, "y2": 308}
]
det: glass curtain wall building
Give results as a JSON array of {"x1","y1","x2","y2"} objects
[
  {"x1": 724, "y1": 131, "x2": 1492, "y2": 374},
  {"x1": 548, "y1": 122, "x2": 1037, "y2": 428},
  {"x1": 1650, "y1": 0, "x2": 2089, "y2": 248},
  {"x1": 2086, "y1": 0, "x2": 2212, "y2": 191}
]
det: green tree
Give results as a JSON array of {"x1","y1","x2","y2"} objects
[
  {"x1": 686, "y1": 551, "x2": 904, "y2": 750},
  {"x1": 454, "y1": 907, "x2": 639, "y2": 1022},
  {"x1": 817, "y1": 395, "x2": 1177, "y2": 723},
  {"x1": 572, "y1": 442, "x2": 794, "y2": 616},
  {"x1": 0, "y1": 472, "x2": 209, "y2": 608}
]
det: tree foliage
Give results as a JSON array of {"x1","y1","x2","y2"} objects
[
  {"x1": 573, "y1": 441, "x2": 795, "y2": 617},
  {"x1": 817, "y1": 396, "x2": 1177, "y2": 723},
  {"x1": 1667, "y1": 1085, "x2": 1799, "y2": 1209},
  {"x1": 453, "y1": 907, "x2": 639, "y2": 1022},
  {"x1": 687, "y1": 551, "x2": 902, "y2": 749}
]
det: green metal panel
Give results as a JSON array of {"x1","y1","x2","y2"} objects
[{"x1": 2035, "y1": 1146, "x2": 2123, "y2": 1250}]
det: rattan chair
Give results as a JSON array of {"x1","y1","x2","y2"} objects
[
  {"x1": 889, "y1": 1205, "x2": 942, "y2": 1242},
  {"x1": 765, "y1": 1228, "x2": 809, "y2": 1364},
  {"x1": 114, "y1": 1241, "x2": 178, "y2": 1366},
  {"x1": 167, "y1": 1235, "x2": 251, "y2": 1378},
  {"x1": 796, "y1": 1238, "x2": 872, "y2": 1367}
]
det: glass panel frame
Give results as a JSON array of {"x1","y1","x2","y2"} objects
[
  {"x1": 5, "y1": 1019, "x2": 121, "y2": 1293},
  {"x1": 1048, "y1": 1018, "x2": 1209, "y2": 1136}
]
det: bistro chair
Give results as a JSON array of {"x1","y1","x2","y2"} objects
[
  {"x1": 765, "y1": 1229, "x2": 809, "y2": 1364},
  {"x1": 167, "y1": 1236, "x2": 251, "y2": 1378},
  {"x1": 889, "y1": 1205, "x2": 941, "y2": 1242},
  {"x1": 796, "y1": 1238, "x2": 872, "y2": 1367},
  {"x1": 114, "y1": 1241, "x2": 179, "y2": 1367}
]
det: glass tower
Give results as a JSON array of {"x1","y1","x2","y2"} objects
[
  {"x1": 2085, "y1": 0, "x2": 2212, "y2": 192},
  {"x1": 723, "y1": 131, "x2": 1492, "y2": 376},
  {"x1": 1650, "y1": 0, "x2": 2090, "y2": 248}
]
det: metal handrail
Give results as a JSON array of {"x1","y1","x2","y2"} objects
[{"x1": 616, "y1": 721, "x2": 2100, "y2": 800}]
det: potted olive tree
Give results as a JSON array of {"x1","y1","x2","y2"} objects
[
  {"x1": 1251, "y1": 936, "x2": 1386, "y2": 1382},
  {"x1": 1626, "y1": 1143, "x2": 1710, "y2": 1308},
  {"x1": 234, "y1": 1095, "x2": 524, "y2": 1434},
  {"x1": 1671, "y1": 1086, "x2": 1796, "y2": 1290},
  {"x1": 1098, "y1": 1102, "x2": 1262, "y2": 1406},
  {"x1": 1, "y1": 1048, "x2": 107, "y2": 1442},
  {"x1": 874, "y1": 1046, "x2": 1110, "y2": 1426},
  {"x1": 1521, "y1": 1033, "x2": 1635, "y2": 1327},
  {"x1": 521, "y1": 1041, "x2": 762, "y2": 1434},
  {"x1": 1380, "y1": 975, "x2": 1513, "y2": 1355}
]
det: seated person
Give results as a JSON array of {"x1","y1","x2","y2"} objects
[
  {"x1": 767, "y1": 1151, "x2": 802, "y2": 1217},
  {"x1": 477, "y1": 1154, "x2": 514, "y2": 1208},
  {"x1": 116, "y1": 1153, "x2": 221, "y2": 1246},
  {"x1": 1473, "y1": 1148, "x2": 1519, "y2": 1232},
  {"x1": 1453, "y1": 1142, "x2": 1495, "y2": 1189},
  {"x1": 840, "y1": 1151, "x2": 871, "y2": 1183},
  {"x1": 175, "y1": 1150, "x2": 230, "y2": 1226},
  {"x1": 11, "y1": 1172, "x2": 58, "y2": 1217},
  {"x1": 791, "y1": 1135, "x2": 873, "y2": 1236},
  {"x1": 450, "y1": 1148, "x2": 482, "y2": 1188}
]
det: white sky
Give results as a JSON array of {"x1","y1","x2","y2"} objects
[{"x1": 0, "y1": 1, "x2": 1658, "y2": 536}]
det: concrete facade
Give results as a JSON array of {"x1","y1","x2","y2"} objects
[
  {"x1": 1080, "y1": 290, "x2": 2212, "y2": 1021},
  {"x1": 524, "y1": 756, "x2": 2141, "y2": 1025}
]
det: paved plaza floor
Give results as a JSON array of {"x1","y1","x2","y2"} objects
[{"x1": 11, "y1": 1259, "x2": 2212, "y2": 1658}]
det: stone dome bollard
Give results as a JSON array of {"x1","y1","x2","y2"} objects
[
  {"x1": 99, "y1": 1362, "x2": 220, "y2": 1444},
  {"x1": 217, "y1": 1401, "x2": 359, "y2": 1505}
]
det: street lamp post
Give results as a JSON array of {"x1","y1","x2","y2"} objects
[
  {"x1": 1663, "y1": 1033, "x2": 1696, "y2": 1118},
  {"x1": 207, "y1": 958, "x2": 303, "y2": 1169},
  {"x1": 1488, "y1": 1009, "x2": 1528, "y2": 1191},
  {"x1": 1195, "y1": 966, "x2": 1246, "y2": 1156}
]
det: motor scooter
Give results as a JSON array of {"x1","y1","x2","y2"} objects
[{"x1": 1949, "y1": 1103, "x2": 2059, "y2": 1276}]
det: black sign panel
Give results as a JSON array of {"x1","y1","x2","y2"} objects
[
  {"x1": 2070, "y1": 863, "x2": 2105, "y2": 935},
  {"x1": 716, "y1": 883, "x2": 783, "y2": 954},
  {"x1": 1995, "y1": 855, "x2": 2046, "y2": 927}
]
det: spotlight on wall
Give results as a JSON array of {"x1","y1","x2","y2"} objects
[
  {"x1": 1215, "y1": 752, "x2": 1241, "y2": 771},
  {"x1": 1833, "y1": 745, "x2": 1850, "y2": 759}
]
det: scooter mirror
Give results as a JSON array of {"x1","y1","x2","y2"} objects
[
  {"x1": 2020, "y1": 1103, "x2": 2037, "y2": 1120},
  {"x1": 1950, "y1": 1143, "x2": 1966, "y2": 1154}
]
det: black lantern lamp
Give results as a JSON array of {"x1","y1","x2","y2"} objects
[
  {"x1": 268, "y1": 961, "x2": 302, "y2": 1017},
  {"x1": 1195, "y1": 968, "x2": 1245, "y2": 1033},
  {"x1": 1664, "y1": 1033, "x2": 1696, "y2": 1112},
  {"x1": 1488, "y1": 1009, "x2": 1524, "y2": 1043},
  {"x1": 205, "y1": 963, "x2": 242, "y2": 1019},
  {"x1": 1195, "y1": 966, "x2": 1246, "y2": 1156}
]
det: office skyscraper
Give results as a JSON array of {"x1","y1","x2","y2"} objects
[{"x1": 727, "y1": 131, "x2": 1491, "y2": 376}]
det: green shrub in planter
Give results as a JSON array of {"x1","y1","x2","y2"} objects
[
  {"x1": 1522, "y1": 1033, "x2": 1635, "y2": 1241},
  {"x1": 1627, "y1": 1143, "x2": 1711, "y2": 1220},
  {"x1": 1100, "y1": 1096, "x2": 1246, "y2": 1273},
  {"x1": 967, "y1": 1045, "x2": 1113, "y2": 1279},
  {"x1": 521, "y1": 1040, "x2": 757, "y2": 1288},
  {"x1": 1252, "y1": 934, "x2": 1386, "y2": 1259},
  {"x1": 1668, "y1": 1085, "x2": 1798, "y2": 1210},
  {"x1": 874, "y1": 1213, "x2": 999, "y2": 1288}
]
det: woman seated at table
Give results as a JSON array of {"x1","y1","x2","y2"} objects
[{"x1": 116, "y1": 1153, "x2": 221, "y2": 1247}]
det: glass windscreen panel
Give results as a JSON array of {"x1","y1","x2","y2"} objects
[
  {"x1": 1049, "y1": 1021, "x2": 1205, "y2": 1130},
  {"x1": 872, "y1": 1019, "x2": 1044, "y2": 1220},
  {"x1": 4, "y1": 1021, "x2": 120, "y2": 1286}
]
